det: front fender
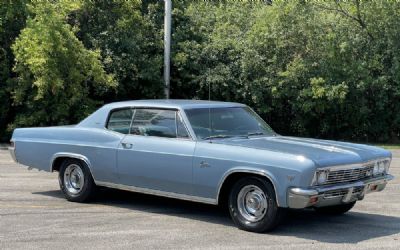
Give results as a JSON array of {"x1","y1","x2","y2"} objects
[{"x1": 216, "y1": 167, "x2": 281, "y2": 205}]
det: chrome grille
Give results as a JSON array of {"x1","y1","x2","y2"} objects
[
  {"x1": 325, "y1": 164, "x2": 374, "y2": 185},
  {"x1": 323, "y1": 189, "x2": 347, "y2": 198},
  {"x1": 323, "y1": 186, "x2": 364, "y2": 198},
  {"x1": 353, "y1": 186, "x2": 364, "y2": 193}
]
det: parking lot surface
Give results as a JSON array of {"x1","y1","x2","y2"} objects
[{"x1": 0, "y1": 149, "x2": 399, "y2": 249}]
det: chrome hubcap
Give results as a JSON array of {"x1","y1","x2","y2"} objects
[
  {"x1": 64, "y1": 164, "x2": 85, "y2": 195},
  {"x1": 237, "y1": 185, "x2": 268, "y2": 222}
]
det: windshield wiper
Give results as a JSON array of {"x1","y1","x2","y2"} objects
[
  {"x1": 202, "y1": 134, "x2": 233, "y2": 140},
  {"x1": 203, "y1": 134, "x2": 251, "y2": 140},
  {"x1": 247, "y1": 132, "x2": 265, "y2": 136}
]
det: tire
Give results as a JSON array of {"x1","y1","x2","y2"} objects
[
  {"x1": 315, "y1": 201, "x2": 356, "y2": 215},
  {"x1": 59, "y1": 159, "x2": 96, "y2": 202},
  {"x1": 228, "y1": 176, "x2": 285, "y2": 233}
]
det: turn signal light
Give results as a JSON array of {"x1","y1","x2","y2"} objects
[{"x1": 309, "y1": 196, "x2": 318, "y2": 204}]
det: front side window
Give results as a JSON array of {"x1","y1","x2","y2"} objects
[
  {"x1": 107, "y1": 108, "x2": 133, "y2": 134},
  {"x1": 130, "y1": 109, "x2": 190, "y2": 139},
  {"x1": 176, "y1": 113, "x2": 190, "y2": 139},
  {"x1": 184, "y1": 107, "x2": 276, "y2": 139}
]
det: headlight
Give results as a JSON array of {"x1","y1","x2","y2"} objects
[
  {"x1": 384, "y1": 159, "x2": 391, "y2": 173},
  {"x1": 373, "y1": 159, "x2": 391, "y2": 176},
  {"x1": 373, "y1": 162, "x2": 379, "y2": 175},
  {"x1": 378, "y1": 161, "x2": 385, "y2": 174},
  {"x1": 317, "y1": 171, "x2": 328, "y2": 185}
]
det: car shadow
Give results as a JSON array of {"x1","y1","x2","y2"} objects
[
  {"x1": 34, "y1": 188, "x2": 400, "y2": 243},
  {"x1": 273, "y1": 209, "x2": 400, "y2": 243}
]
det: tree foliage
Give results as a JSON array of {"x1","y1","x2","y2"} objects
[
  {"x1": 173, "y1": 1, "x2": 400, "y2": 142},
  {"x1": 0, "y1": 0, "x2": 29, "y2": 141},
  {"x1": 0, "y1": 0, "x2": 399, "y2": 142},
  {"x1": 75, "y1": 0, "x2": 164, "y2": 100},
  {"x1": 11, "y1": 1, "x2": 116, "y2": 129}
]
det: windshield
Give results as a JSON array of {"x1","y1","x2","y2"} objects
[{"x1": 184, "y1": 107, "x2": 276, "y2": 140}]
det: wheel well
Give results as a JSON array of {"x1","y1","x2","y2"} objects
[
  {"x1": 217, "y1": 172, "x2": 275, "y2": 207},
  {"x1": 51, "y1": 157, "x2": 80, "y2": 172}
]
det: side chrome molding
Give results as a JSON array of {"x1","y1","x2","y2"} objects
[
  {"x1": 96, "y1": 181, "x2": 218, "y2": 205},
  {"x1": 50, "y1": 152, "x2": 94, "y2": 175}
]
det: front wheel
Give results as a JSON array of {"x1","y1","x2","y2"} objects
[
  {"x1": 315, "y1": 201, "x2": 356, "y2": 215},
  {"x1": 59, "y1": 159, "x2": 96, "y2": 202},
  {"x1": 228, "y1": 176, "x2": 285, "y2": 233}
]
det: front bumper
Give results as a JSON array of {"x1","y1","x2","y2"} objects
[
  {"x1": 8, "y1": 146, "x2": 17, "y2": 163},
  {"x1": 287, "y1": 174, "x2": 394, "y2": 209}
]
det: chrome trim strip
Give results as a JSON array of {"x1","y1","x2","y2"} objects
[
  {"x1": 50, "y1": 152, "x2": 95, "y2": 178},
  {"x1": 122, "y1": 133, "x2": 193, "y2": 143},
  {"x1": 116, "y1": 147, "x2": 193, "y2": 157},
  {"x1": 128, "y1": 108, "x2": 137, "y2": 135},
  {"x1": 15, "y1": 139, "x2": 117, "y2": 150},
  {"x1": 105, "y1": 106, "x2": 196, "y2": 141},
  {"x1": 287, "y1": 174, "x2": 394, "y2": 209},
  {"x1": 216, "y1": 168, "x2": 280, "y2": 206},
  {"x1": 317, "y1": 157, "x2": 391, "y2": 171},
  {"x1": 176, "y1": 111, "x2": 192, "y2": 139},
  {"x1": 96, "y1": 181, "x2": 217, "y2": 205},
  {"x1": 289, "y1": 188, "x2": 318, "y2": 196},
  {"x1": 8, "y1": 147, "x2": 17, "y2": 163},
  {"x1": 315, "y1": 181, "x2": 365, "y2": 193},
  {"x1": 313, "y1": 174, "x2": 393, "y2": 193},
  {"x1": 178, "y1": 107, "x2": 198, "y2": 141}
]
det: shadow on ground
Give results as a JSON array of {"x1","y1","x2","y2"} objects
[{"x1": 34, "y1": 188, "x2": 400, "y2": 243}]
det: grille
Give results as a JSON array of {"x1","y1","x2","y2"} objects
[
  {"x1": 323, "y1": 186, "x2": 364, "y2": 198},
  {"x1": 325, "y1": 164, "x2": 374, "y2": 185}
]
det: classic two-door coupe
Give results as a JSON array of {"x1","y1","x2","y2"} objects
[{"x1": 9, "y1": 100, "x2": 394, "y2": 232}]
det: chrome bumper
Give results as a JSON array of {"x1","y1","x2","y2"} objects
[
  {"x1": 287, "y1": 174, "x2": 394, "y2": 209},
  {"x1": 8, "y1": 147, "x2": 17, "y2": 163}
]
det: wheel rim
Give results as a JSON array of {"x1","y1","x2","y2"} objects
[
  {"x1": 237, "y1": 185, "x2": 268, "y2": 222},
  {"x1": 64, "y1": 164, "x2": 85, "y2": 195}
]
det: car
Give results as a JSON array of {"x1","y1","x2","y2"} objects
[{"x1": 9, "y1": 99, "x2": 394, "y2": 232}]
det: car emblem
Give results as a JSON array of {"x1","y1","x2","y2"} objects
[{"x1": 287, "y1": 175, "x2": 295, "y2": 181}]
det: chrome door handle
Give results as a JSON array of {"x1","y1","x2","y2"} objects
[{"x1": 121, "y1": 143, "x2": 133, "y2": 149}]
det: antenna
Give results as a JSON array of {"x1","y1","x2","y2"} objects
[{"x1": 208, "y1": 81, "x2": 212, "y2": 142}]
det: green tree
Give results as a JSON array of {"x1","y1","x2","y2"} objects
[
  {"x1": 0, "y1": 0, "x2": 29, "y2": 141},
  {"x1": 173, "y1": 0, "x2": 400, "y2": 142},
  {"x1": 11, "y1": 1, "x2": 116, "y2": 129},
  {"x1": 1, "y1": 0, "x2": 399, "y2": 143},
  {"x1": 75, "y1": 0, "x2": 164, "y2": 101}
]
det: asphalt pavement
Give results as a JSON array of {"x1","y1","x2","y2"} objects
[{"x1": 0, "y1": 149, "x2": 399, "y2": 249}]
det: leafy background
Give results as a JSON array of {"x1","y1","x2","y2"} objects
[{"x1": 1, "y1": 0, "x2": 399, "y2": 143}]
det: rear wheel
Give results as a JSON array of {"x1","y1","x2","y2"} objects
[
  {"x1": 228, "y1": 176, "x2": 285, "y2": 233},
  {"x1": 315, "y1": 201, "x2": 356, "y2": 215},
  {"x1": 59, "y1": 159, "x2": 96, "y2": 202}
]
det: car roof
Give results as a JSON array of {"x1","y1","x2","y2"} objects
[
  {"x1": 77, "y1": 99, "x2": 247, "y2": 128},
  {"x1": 103, "y1": 99, "x2": 246, "y2": 110}
]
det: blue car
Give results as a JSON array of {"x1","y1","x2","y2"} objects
[{"x1": 9, "y1": 100, "x2": 394, "y2": 232}]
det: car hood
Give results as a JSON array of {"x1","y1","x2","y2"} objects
[{"x1": 213, "y1": 136, "x2": 391, "y2": 167}]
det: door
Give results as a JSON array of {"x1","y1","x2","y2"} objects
[{"x1": 116, "y1": 108, "x2": 195, "y2": 195}]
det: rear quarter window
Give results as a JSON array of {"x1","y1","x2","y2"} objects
[{"x1": 107, "y1": 109, "x2": 133, "y2": 134}]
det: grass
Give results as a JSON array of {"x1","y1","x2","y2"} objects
[{"x1": 371, "y1": 144, "x2": 400, "y2": 150}]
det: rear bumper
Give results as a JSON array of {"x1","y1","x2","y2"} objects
[
  {"x1": 287, "y1": 174, "x2": 394, "y2": 209},
  {"x1": 8, "y1": 147, "x2": 17, "y2": 163}
]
